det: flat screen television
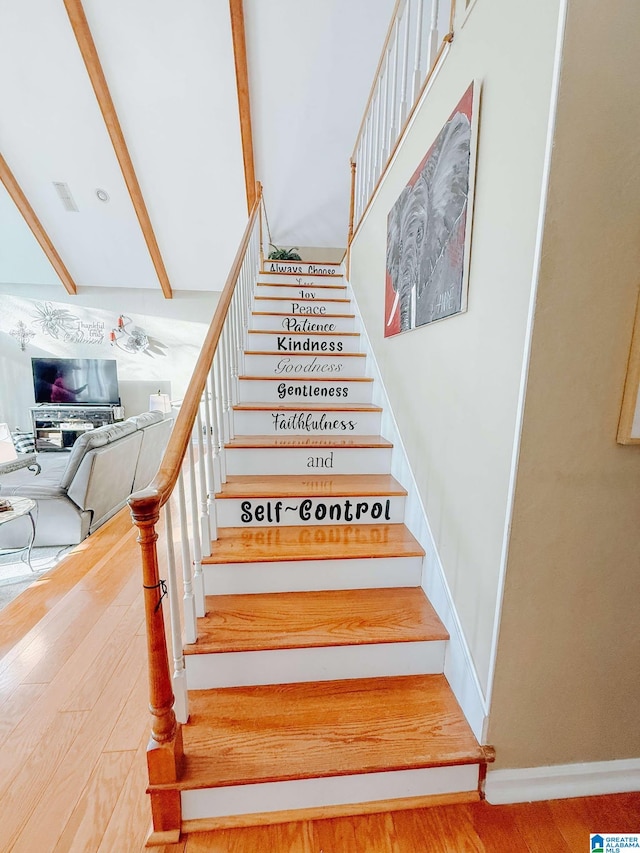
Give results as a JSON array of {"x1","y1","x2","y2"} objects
[{"x1": 32, "y1": 358, "x2": 120, "y2": 406}]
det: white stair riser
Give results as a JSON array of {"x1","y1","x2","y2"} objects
[
  {"x1": 203, "y1": 555, "x2": 423, "y2": 595},
  {"x1": 258, "y1": 273, "x2": 343, "y2": 287},
  {"x1": 225, "y1": 446, "x2": 392, "y2": 476},
  {"x1": 254, "y1": 297, "x2": 351, "y2": 315},
  {"x1": 262, "y1": 261, "x2": 342, "y2": 276},
  {"x1": 238, "y1": 378, "x2": 374, "y2": 405},
  {"x1": 181, "y1": 765, "x2": 480, "y2": 824},
  {"x1": 255, "y1": 283, "x2": 348, "y2": 298},
  {"x1": 185, "y1": 641, "x2": 445, "y2": 690},
  {"x1": 250, "y1": 313, "x2": 356, "y2": 333},
  {"x1": 246, "y1": 331, "x2": 361, "y2": 353},
  {"x1": 232, "y1": 408, "x2": 381, "y2": 436},
  {"x1": 243, "y1": 353, "x2": 367, "y2": 378},
  {"x1": 215, "y1": 495, "x2": 405, "y2": 528}
]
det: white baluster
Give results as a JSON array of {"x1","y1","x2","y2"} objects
[
  {"x1": 380, "y1": 51, "x2": 390, "y2": 166},
  {"x1": 427, "y1": 0, "x2": 440, "y2": 71},
  {"x1": 366, "y1": 112, "x2": 375, "y2": 198},
  {"x1": 412, "y1": 0, "x2": 425, "y2": 103},
  {"x1": 202, "y1": 382, "x2": 216, "y2": 506},
  {"x1": 224, "y1": 326, "x2": 235, "y2": 440},
  {"x1": 400, "y1": 0, "x2": 411, "y2": 125},
  {"x1": 188, "y1": 439, "x2": 205, "y2": 616},
  {"x1": 360, "y1": 121, "x2": 368, "y2": 212},
  {"x1": 164, "y1": 499, "x2": 188, "y2": 724},
  {"x1": 219, "y1": 327, "x2": 231, "y2": 443},
  {"x1": 207, "y1": 368, "x2": 222, "y2": 493},
  {"x1": 389, "y1": 17, "x2": 400, "y2": 152},
  {"x1": 177, "y1": 469, "x2": 196, "y2": 644},
  {"x1": 196, "y1": 409, "x2": 212, "y2": 554},
  {"x1": 214, "y1": 353, "x2": 227, "y2": 484},
  {"x1": 233, "y1": 294, "x2": 242, "y2": 403},
  {"x1": 373, "y1": 82, "x2": 381, "y2": 183},
  {"x1": 359, "y1": 134, "x2": 367, "y2": 217}
]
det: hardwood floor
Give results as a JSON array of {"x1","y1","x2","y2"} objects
[{"x1": 0, "y1": 506, "x2": 638, "y2": 852}]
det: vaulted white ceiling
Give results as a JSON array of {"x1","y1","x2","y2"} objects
[{"x1": 0, "y1": 0, "x2": 394, "y2": 294}]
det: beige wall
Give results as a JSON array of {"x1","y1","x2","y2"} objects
[
  {"x1": 349, "y1": 0, "x2": 562, "y2": 692},
  {"x1": 488, "y1": 0, "x2": 640, "y2": 767}
]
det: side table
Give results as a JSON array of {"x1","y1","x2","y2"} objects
[
  {"x1": 0, "y1": 452, "x2": 41, "y2": 476},
  {"x1": 0, "y1": 497, "x2": 37, "y2": 571}
]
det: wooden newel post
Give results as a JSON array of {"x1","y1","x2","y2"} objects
[
  {"x1": 347, "y1": 159, "x2": 357, "y2": 278},
  {"x1": 257, "y1": 180, "x2": 264, "y2": 270},
  {"x1": 129, "y1": 488, "x2": 184, "y2": 840}
]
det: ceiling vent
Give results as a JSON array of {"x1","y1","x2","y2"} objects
[{"x1": 52, "y1": 182, "x2": 79, "y2": 212}]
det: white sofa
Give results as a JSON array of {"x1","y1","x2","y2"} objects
[{"x1": 0, "y1": 411, "x2": 172, "y2": 547}]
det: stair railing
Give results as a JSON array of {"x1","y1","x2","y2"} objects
[
  {"x1": 348, "y1": 0, "x2": 456, "y2": 243},
  {"x1": 128, "y1": 183, "x2": 263, "y2": 829}
]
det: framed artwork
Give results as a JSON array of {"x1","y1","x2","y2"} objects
[
  {"x1": 617, "y1": 290, "x2": 640, "y2": 444},
  {"x1": 385, "y1": 81, "x2": 480, "y2": 336}
]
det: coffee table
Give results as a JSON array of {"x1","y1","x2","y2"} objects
[
  {"x1": 0, "y1": 497, "x2": 37, "y2": 571},
  {"x1": 0, "y1": 452, "x2": 41, "y2": 476}
]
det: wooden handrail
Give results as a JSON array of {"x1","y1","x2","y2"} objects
[{"x1": 128, "y1": 182, "x2": 262, "y2": 814}]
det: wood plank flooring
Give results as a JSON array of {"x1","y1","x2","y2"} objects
[{"x1": 1, "y1": 506, "x2": 638, "y2": 851}]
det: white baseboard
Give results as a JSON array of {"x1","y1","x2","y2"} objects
[
  {"x1": 347, "y1": 276, "x2": 487, "y2": 742},
  {"x1": 485, "y1": 758, "x2": 640, "y2": 804}
]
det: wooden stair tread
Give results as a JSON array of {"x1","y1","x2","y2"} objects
[
  {"x1": 238, "y1": 375, "x2": 373, "y2": 383},
  {"x1": 233, "y1": 402, "x2": 382, "y2": 412},
  {"x1": 252, "y1": 311, "x2": 356, "y2": 318},
  {"x1": 216, "y1": 474, "x2": 407, "y2": 499},
  {"x1": 254, "y1": 296, "x2": 351, "y2": 303},
  {"x1": 245, "y1": 350, "x2": 366, "y2": 357},
  {"x1": 225, "y1": 434, "x2": 392, "y2": 449},
  {"x1": 256, "y1": 283, "x2": 347, "y2": 290},
  {"x1": 171, "y1": 675, "x2": 483, "y2": 789},
  {"x1": 185, "y1": 588, "x2": 448, "y2": 654},
  {"x1": 202, "y1": 523, "x2": 424, "y2": 564},
  {"x1": 259, "y1": 269, "x2": 343, "y2": 277},
  {"x1": 248, "y1": 329, "x2": 358, "y2": 336}
]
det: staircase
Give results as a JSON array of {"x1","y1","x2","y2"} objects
[{"x1": 149, "y1": 258, "x2": 488, "y2": 834}]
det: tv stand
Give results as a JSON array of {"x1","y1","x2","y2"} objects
[{"x1": 31, "y1": 405, "x2": 125, "y2": 452}]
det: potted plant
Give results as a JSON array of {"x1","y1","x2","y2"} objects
[{"x1": 268, "y1": 244, "x2": 302, "y2": 261}]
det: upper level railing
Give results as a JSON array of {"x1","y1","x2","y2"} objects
[
  {"x1": 127, "y1": 184, "x2": 263, "y2": 819},
  {"x1": 348, "y1": 0, "x2": 455, "y2": 245}
]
